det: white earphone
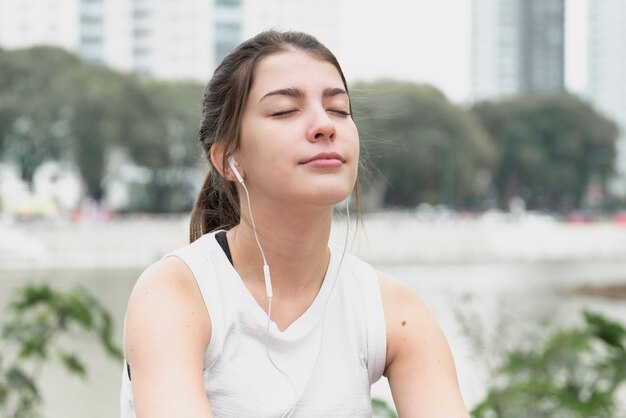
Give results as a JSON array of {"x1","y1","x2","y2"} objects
[{"x1": 228, "y1": 156, "x2": 245, "y2": 184}]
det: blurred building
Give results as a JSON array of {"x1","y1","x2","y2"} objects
[
  {"x1": 0, "y1": 0, "x2": 80, "y2": 51},
  {"x1": 471, "y1": 0, "x2": 565, "y2": 101},
  {"x1": 78, "y1": 0, "x2": 105, "y2": 64},
  {"x1": 587, "y1": 0, "x2": 626, "y2": 189},
  {"x1": 130, "y1": 0, "x2": 218, "y2": 80},
  {"x1": 215, "y1": 0, "x2": 244, "y2": 65},
  {"x1": 0, "y1": 0, "x2": 342, "y2": 83},
  {"x1": 0, "y1": 0, "x2": 244, "y2": 82}
]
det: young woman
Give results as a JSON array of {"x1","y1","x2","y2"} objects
[{"x1": 121, "y1": 30, "x2": 469, "y2": 418}]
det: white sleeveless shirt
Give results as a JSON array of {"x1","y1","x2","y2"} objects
[{"x1": 120, "y1": 231, "x2": 387, "y2": 418}]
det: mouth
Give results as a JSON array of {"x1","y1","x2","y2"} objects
[{"x1": 300, "y1": 152, "x2": 345, "y2": 165}]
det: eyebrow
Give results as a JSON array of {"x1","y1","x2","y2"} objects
[{"x1": 258, "y1": 87, "x2": 348, "y2": 103}]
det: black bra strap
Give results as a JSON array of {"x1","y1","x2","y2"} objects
[{"x1": 215, "y1": 231, "x2": 234, "y2": 266}]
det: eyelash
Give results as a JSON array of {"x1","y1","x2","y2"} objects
[
  {"x1": 271, "y1": 110, "x2": 296, "y2": 117},
  {"x1": 270, "y1": 109, "x2": 351, "y2": 117}
]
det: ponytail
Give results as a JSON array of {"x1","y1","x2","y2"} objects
[{"x1": 189, "y1": 167, "x2": 240, "y2": 243}]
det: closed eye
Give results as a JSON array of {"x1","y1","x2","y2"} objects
[
  {"x1": 271, "y1": 109, "x2": 297, "y2": 117},
  {"x1": 329, "y1": 109, "x2": 351, "y2": 116}
]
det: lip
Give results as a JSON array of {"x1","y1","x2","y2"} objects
[{"x1": 300, "y1": 152, "x2": 345, "y2": 165}]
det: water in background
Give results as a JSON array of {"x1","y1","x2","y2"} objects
[{"x1": 2, "y1": 260, "x2": 626, "y2": 417}]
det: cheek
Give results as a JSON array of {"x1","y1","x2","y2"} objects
[
  {"x1": 243, "y1": 130, "x2": 296, "y2": 179},
  {"x1": 240, "y1": 119, "x2": 278, "y2": 161},
  {"x1": 345, "y1": 124, "x2": 360, "y2": 159}
]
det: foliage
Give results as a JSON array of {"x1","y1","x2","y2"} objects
[
  {"x1": 0, "y1": 283, "x2": 122, "y2": 418},
  {"x1": 351, "y1": 80, "x2": 496, "y2": 208},
  {"x1": 371, "y1": 397, "x2": 399, "y2": 418},
  {"x1": 126, "y1": 80, "x2": 203, "y2": 212},
  {"x1": 0, "y1": 47, "x2": 80, "y2": 187},
  {"x1": 471, "y1": 94, "x2": 619, "y2": 211},
  {"x1": 0, "y1": 46, "x2": 202, "y2": 209},
  {"x1": 472, "y1": 310, "x2": 626, "y2": 418},
  {"x1": 3, "y1": 47, "x2": 619, "y2": 213}
]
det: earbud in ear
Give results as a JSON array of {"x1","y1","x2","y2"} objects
[{"x1": 228, "y1": 156, "x2": 245, "y2": 184}]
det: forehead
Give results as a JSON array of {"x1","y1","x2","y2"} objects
[{"x1": 249, "y1": 50, "x2": 345, "y2": 99}]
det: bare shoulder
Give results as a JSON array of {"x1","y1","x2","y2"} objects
[
  {"x1": 128, "y1": 256, "x2": 202, "y2": 307},
  {"x1": 377, "y1": 271, "x2": 437, "y2": 339},
  {"x1": 377, "y1": 271, "x2": 469, "y2": 417},
  {"x1": 123, "y1": 256, "x2": 214, "y2": 416},
  {"x1": 123, "y1": 256, "x2": 211, "y2": 365}
]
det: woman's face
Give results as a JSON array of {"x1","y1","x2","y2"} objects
[{"x1": 236, "y1": 50, "x2": 359, "y2": 209}]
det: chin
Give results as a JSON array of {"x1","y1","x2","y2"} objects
[{"x1": 301, "y1": 184, "x2": 354, "y2": 208}]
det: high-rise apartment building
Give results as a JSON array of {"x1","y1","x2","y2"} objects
[
  {"x1": 587, "y1": 0, "x2": 626, "y2": 185},
  {"x1": 215, "y1": 0, "x2": 243, "y2": 66},
  {"x1": 0, "y1": 0, "x2": 132, "y2": 69},
  {"x1": 0, "y1": 0, "x2": 244, "y2": 82},
  {"x1": 471, "y1": 0, "x2": 565, "y2": 101},
  {"x1": 0, "y1": 0, "x2": 80, "y2": 51},
  {"x1": 79, "y1": 0, "x2": 105, "y2": 63},
  {"x1": 0, "y1": 0, "x2": 347, "y2": 83},
  {"x1": 130, "y1": 0, "x2": 217, "y2": 81}
]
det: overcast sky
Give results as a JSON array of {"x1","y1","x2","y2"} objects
[{"x1": 333, "y1": 0, "x2": 587, "y2": 103}]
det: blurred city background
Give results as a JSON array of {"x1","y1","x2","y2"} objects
[{"x1": 1, "y1": 0, "x2": 626, "y2": 417}]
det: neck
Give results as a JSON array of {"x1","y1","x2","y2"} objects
[{"x1": 227, "y1": 198, "x2": 334, "y2": 300}]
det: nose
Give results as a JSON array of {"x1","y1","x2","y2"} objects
[{"x1": 306, "y1": 108, "x2": 336, "y2": 143}]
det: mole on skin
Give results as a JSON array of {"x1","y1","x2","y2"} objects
[{"x1": 401, "y1": 320, "x2": 407, "y2": 326}]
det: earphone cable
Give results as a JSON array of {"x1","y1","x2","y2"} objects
[
  {"x1": 278, "y1": 198, "x2": 351, "y2": 418},
  {"x1": 239, "y1": 178, "x2": 297, "y2": 412},
  {"x1": 239, "y1": 174, "x2": 351, "y2": 418}
]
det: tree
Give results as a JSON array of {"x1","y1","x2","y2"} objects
[
  {"x1": 60, "y1": 64, "x2": 137, "y2": 201},
  {"x1": 121, "y1": 79, "x2": 203, "y2": 212},
  {"x1": 351, "y1": 80, "x2": 496, "y2": 208},
  {"x1": 0, "y1": 46, "x2": 203, "y2": 209},
  {"x1": 0, "y1": 47, "x2": 80, "y2": 188},
  {"x1": 471, "y1": 93, "x2": 619, "y2": 211}
]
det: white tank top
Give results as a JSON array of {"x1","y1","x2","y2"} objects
[{"x1": 120, "y1": 231, "x2": 387, "y2": 418}]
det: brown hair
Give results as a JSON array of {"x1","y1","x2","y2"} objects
[{"x1": 190, "y1": 30, "x2": 357, "y2": 242}]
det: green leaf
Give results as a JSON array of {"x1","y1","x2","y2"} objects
[
  {"x1": 371, "y1": 397, "x2": 398, "y2": 418},
  {"x1": 584, "y1": 310, "x2": 626, "y2": 350},
  {"x1": 59, "y1": 352, "x2": 87, "y2": 378},
  {"x1": 0, "y1": 381, "x2": 8, "y2": 406},
  {"x1": 9, "y1": 284, "x2": 56, "y2": 312},
  {"x1": 6, "y1": 367, "x2": 38, "y2": 398},
  {"x1": 59, "y1": 290, "x2": 93, "y2": 329}
]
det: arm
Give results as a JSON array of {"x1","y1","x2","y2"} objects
[
  {"x1": 379, "y1": 272, "x2": 469, "y2": 418},
  {"x1": 123, "y1": 257, "x2": 214, "y2": 418}
]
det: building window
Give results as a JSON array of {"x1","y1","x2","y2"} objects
[
  {"x1": 81, "y1": 15, "x2": 103, "y2": 25},
  {"x1": 216, "y1": 0, "x2": 241, "y2": 6},
  {"x1": 133, "y1": 9, "x2": 151, "y2": 20},
  {"x1": 215, "y1": 22, "x2": 241, "y2": 64},
  {"x1": 134, "y1": 47, "x2": 151, "y2": 57},
  {"x1": 81, "y1": 35, "x2": 102, "y2": 43},
  {"x1": 133, "y1": 28, "x2": 151, "y2": 38}
]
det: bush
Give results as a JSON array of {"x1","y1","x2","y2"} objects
[
  {"x1": 472, "y1": 310, "x2": 626, "y2": 418},
  {"x1": 0, "y1": 283, "x2": 122, "y2": 418}
]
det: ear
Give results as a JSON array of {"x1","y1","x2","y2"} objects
[{"x1": 210, "y1": 144, "x2": 243, "y2": 182}]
